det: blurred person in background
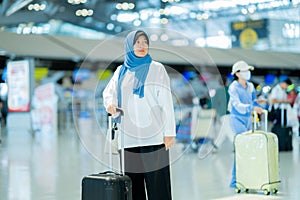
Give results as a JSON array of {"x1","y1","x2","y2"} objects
[
  {"x1": 269, "y1": 77, "x2": 293, "y2": 110},
  {"x1": 268, "y1": 77, "x2": 298, "y2": 129},
  {"x1": 268, "y1": 77, "x2": 299, "y2": 150},
  {"x1": 294, "y1": 90, "x2": 300, "y2": 136},
  {"x1": 287, "y1": 88, "x2": 298, "y2": 107},
  {"x1": 211, "y1": 74, "x2": 233, "y2": 149},
  {"x1": 211, "y1": 74, "x2": 230, "y2": 120},
  {"x1": 228, "y1": 61, "x2": 264, "y2": 188},
  {"x1": 0, "y1": 80, "x2": 8, "y2": 125}
]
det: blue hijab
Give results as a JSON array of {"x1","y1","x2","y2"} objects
[{"x1": 117, "y1": 30, "x2": 152, "y2": 110}]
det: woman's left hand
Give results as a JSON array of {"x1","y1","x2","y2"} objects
[{"x1": 164, "y1": 136, "x2": 175, "y2": 151}]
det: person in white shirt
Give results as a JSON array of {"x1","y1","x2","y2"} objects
[
  {"x1": 269, "y1": 77, "x2": 292, "y2": 110},
  {"x1": 268, "y1": 77, "x2": 293, "y2": 126},
  {"x1": 103, "y1": 30, "x2": 176, "y2": 200}
]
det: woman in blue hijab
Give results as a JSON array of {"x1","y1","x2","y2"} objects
[{"x1": 103, "y1": 30, "x2": 176, "y2": 200}]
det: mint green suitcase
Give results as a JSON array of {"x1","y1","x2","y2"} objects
[{"x1": 234, "y1": 110, "x2": 280, "y2": 195}]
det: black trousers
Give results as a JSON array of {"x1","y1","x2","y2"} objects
[{"x1": 124, "y1": 144, "x2": 172, "y2": 200}]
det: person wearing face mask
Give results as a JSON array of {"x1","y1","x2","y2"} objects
[
  {"x1": 228, "y1": 60, "x2": 263, "y2": 188},
  {"x1": 103, "y1": 30, "x2": 175, "y2": 200}
]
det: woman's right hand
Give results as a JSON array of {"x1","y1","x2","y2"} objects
[
  {"x1": 106, "y1": 104, "x2": 119, "y2": 115},
  {"x1": 253, "y1": 106, "x2": 263, "y2": 114}
]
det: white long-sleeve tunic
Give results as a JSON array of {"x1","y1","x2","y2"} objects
[{"x1": 103, "y1": 61, "x2": 176, "y2": 148}]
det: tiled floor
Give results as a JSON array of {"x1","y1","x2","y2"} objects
[{"x1": 0, "y1": 118, "x2": 300, "y2": 200}]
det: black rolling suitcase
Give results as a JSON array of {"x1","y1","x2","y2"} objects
[
  {"x1": 81, "y1": 112, "x2": 132, "y2": 200},
  {"x1": 271, "y1": 124, "x2": 292, "y2": 151},
  {"x1": 81, "y1": 172, "x2": 132, "y2": 200},
  {"x1": 271, "y1": 104, "x2": 293, "y2": 151}
]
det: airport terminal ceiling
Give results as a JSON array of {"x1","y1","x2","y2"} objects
[
  {"x1": 0, "y1": 0, "x2": 300, "y2": 40},
  {"x1": 0, "y1": 0, "x2": 300, "y2": 73},
  {"x1": 1, "y1": 0, "x2": 300, "y2": 44}
]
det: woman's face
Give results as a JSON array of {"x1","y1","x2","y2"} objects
[
  {"x1": 133, "y1": 35, "x2": 149, "y2": 58},
  {"x1": 280, "y1": 82, "x2": 288, "y2": 90},
  {"x1": 236, "y1": 70, "x2": 251, "y2": 81}
]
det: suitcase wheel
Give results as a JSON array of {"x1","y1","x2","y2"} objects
[
  {"x1": 235, "y1": 188, "x2": 241, "y2": 193},
  {"x1": 264, "y1": 189, "x2": 270, "y2": 195},
  {"x1": 272, "y1": 188, "x2": 278, "y2": 194}
]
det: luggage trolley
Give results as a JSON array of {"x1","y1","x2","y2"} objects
[{"x1": 190, "y1": 108, "x2": 217, "y2": 152}]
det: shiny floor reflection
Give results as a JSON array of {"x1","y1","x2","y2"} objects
[{"x1": 0, "y1": 122, "x2": 300, "y2": 200}]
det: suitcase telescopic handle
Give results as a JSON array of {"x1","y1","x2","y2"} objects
[
  {"x1": 99, "y1": 171, "x2": 122, "y2": 176},
  {"x1": 108, "y1": 108, "x2": 125, "y2": 176},
  {"x1": 253, "y1": 109, "x2": 268, "y2": 132},
  {"x1": 108, "y1": 115, "x2": 113, "y2": 171},
  {"x1": 279, "y1": 103, "x2": 288, "y2": 127},
  {"x1": 115, "y1": 108, "x2": 125, "y2": 176},
  {"x1": 116, "y1": 107, "x2": 124, "y2": 116}
]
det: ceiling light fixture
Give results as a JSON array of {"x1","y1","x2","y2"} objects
[
  {"x1": 139, "y1": 10, "x2": 151, "y2": 20},
  {"x1": 116, "y1": 2, "x2": 135, "y2": 10},
  {"x1": 248, "y1": 7, "x2": 256, "y2": 13},
  {"x1": 150, "y1": 34, "x2": 158, "y2": 41},
  {"x1": 28, "y1": 3, "x2": 46, "y2": 11},
  {"x1": 106, "y1": 23, "x2": 114, "y2": 31},
  {"x1": 161, "y1": 18, "x2": 169, "y2": 24},
  {"x1": 116, "y1": 13, "x2": 139, "y2": 22},
  {"x1": 75, "y1": 9, "x2": 93, "y2": 17},
  {"x1": 68, "y1": 0, "x2": 87, "y2": 5},
  {"x1": 160, "y1": 34, "x2": 169, "y2": 41},
  {"x1": 133, "y1": 20, "x2": 141, "y2": 26}
]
